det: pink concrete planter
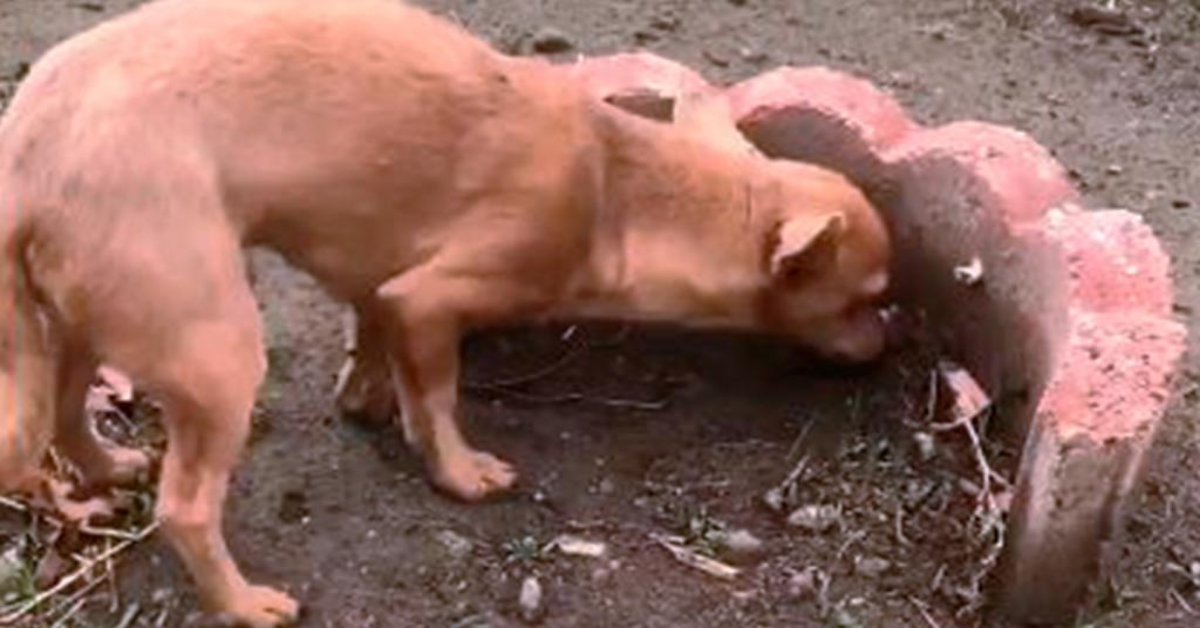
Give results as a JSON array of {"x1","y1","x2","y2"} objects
[{"x1": 576, "y1": 53, "x2": 1187, "y2": 623}]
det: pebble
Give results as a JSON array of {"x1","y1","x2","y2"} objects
[
  {"x1": 787, "y1": 567, "x2": 822, "y2": 600},
  {"x1": 0, "y1": 548, "x2": 24, "y2": 593},
  {"x1": 854, "y1": 556, "x2": 892, "y2": 578},
  {"x1": 717, "y1": 529, "x2": 764, "y2": 562},
  {"x1": 762, "y1": 486, "x2": 786, "y2": 512},
  {"x1": 518, "y1": 576, "x2": 545, "y2": 624},
  {"x1": 913, "y1": 431, "x2": 936, "y2": 461},
  {"x1": 786, "y1": 504, "x2": 841, "y2": 533},
  {"x1": 436, "y1": 529, "x2": 474, "y2": 560},
  {"x1": 531, "y1": 27, "x2": 574, "y2": 54}
]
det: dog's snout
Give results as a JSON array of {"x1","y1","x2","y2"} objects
[{"x1": 824, "y1": 306, "x2": 887, "y2": 364}]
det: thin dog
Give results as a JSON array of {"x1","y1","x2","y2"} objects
[{"x1": 0, "y1": 0, "x2": 891, "y2": 625}]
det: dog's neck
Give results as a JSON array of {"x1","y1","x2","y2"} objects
[{"x1": 562, "y1": 107, "x2": 776, "y2": 329}]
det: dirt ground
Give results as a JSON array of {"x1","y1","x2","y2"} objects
[{"x1": 1, "y1": 1, "x2": 1199, "y2": 627}]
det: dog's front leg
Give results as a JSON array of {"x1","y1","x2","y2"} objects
[{"x1": 374, "y1": 266, "x2": 532, "y2": 501}]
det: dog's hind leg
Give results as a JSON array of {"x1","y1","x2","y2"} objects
[
  {"x1": 52, "y1": 341, "x2": 151, "y2": 490},
  {"x1": 0, "y1": 226, "x2": 61, "y2": 503},
  {"x1": 0, "y1": 285, "x2": 55, "y2": 497},
  {"x1": 69, "y1": 218, "x2": 297, "y2": 626},
  {"x1": 334, "y1": 303, "x2": 397, "y2": 429}
]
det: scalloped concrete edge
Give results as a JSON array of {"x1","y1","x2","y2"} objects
[{"x1": 575, "y1": 53, "x2": 1188, "y2": 624}]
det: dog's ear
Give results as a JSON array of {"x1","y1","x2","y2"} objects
[
  {"x1": 673, "y1": 88, "x2": 757, "y2": 155},
  {"x1": 770, "y1": 213, "x2": 846, "y2": 279}
]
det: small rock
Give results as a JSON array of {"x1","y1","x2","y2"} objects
[
  {"x1": 518, "y1": 576, "x2": 545, "y2": 624},
  {"x1": 703, "y1": 49, "x2": 730, "y2": 67},
  {"x1": 436, "y1": 530, "x2": 474, "y2": 560},
  {"x1": 762, "y1": 486, "x2": 786, "y2": 512},
  {"x1": 738, "y1": 46, "x2": 768, "y2": 64},
  {"x1": 531, "y1": 27, "x2": 573, "y2": 54},
  {"x1": 1172, "y1": 199, "x2": 1191, "y2": 209},
  {"x1": 731, "y1": 589, "x2": 757, "y2": 604},
  {"x1": 913, "y1": 431, "x2": 936, "y2": 461},
  {"x1": 151, "y1": 587, "x2": 174, "y2": 604},
  {"x1": 887, "y1": 71, "x2": 916, "y2": 89},
  {"x1": 548, "y1": 534, "x2": 607, "y2": 558},
  {"x1": 0, "y1": 548, "x2": 24, "y2": 594},
  {"x1": 1067, "y1": 6, "x2": 1142, "y2": 36},
  {"x1": 854, "y1": 556, "x2": 892, "y2": 578},
  {"x1": 1106, "y1": 164, "x2": 1123, "y2": 176},
  {"x1": 597, "y1": 478, "x2": 615, "y2": 495},
  {"x1": 590, "y1": 566, "x2": 612, "y2": 583},
  {"x1": 787, "y1": 566, "x2": 822, "y2": 600},
  {"x1": 786, "y1": 504, "x2": 841, "y2": 533},
  {"x1": 452, "y1": 613, "x2": 513, "y2": 628},
  {"x1": 717, "y1": 529, "x2": 764, "y2": 562},
  {"x1": 649, "y1": 12, "x2": 679, "y2": 31}
]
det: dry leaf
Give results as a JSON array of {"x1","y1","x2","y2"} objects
[{"x1": 938, "y1": 360, "x2": 990, "y2": 421}]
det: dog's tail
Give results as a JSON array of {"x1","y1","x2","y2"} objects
[{"x1": 0, "y1": 187, "x2": 55, "y2": 493}]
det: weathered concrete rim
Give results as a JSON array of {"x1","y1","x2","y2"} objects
[{"x1": 574, "y1": 51, "x2": 1188, "y2": 625}]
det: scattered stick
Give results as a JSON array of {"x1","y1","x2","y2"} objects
[
  {"x1": 47, "y1": 568, "x2": 107, "y2": 624},
  {"x1": 930, "y1": 564, "x2": 947, "y2": 594},
  {"x1": 909, "y1": 596, "x2": 943, "y2": 628},
  {"x1": 0, "y1": 496, "x2": 27, "y2": 513},
  {"x1": 79, "y1": 523, "x2": 145, "y2": 543},
  {"x1": 924, "y1": 369, "x2": 939, "y2": 424},
  {"x1": 895, "y1": 503, "x2": 911, "y2": 547},
  {"x1": 651, "y1": 533, "x2": 740, "y2": 580},
  {"x1": 467, "y1": 384, "x2": 669, "y2": 411},
  {"x1": 1170, "y1": 588, "x2": 1197, "y2": 616},
  {"x1": 475, "y1": 344, "x2": 581, "y2": 389},
  {"x1": 48, "y1": 595, "x2": 89, "y2": 628},
  {"x1": 114, "y1": 602, "x2": 141, "y2": 628},
  {"x1": 833, "y1": 529, "x2": 866, "y2": 565},
  {"x1": 0, "y1": 521, "x2": 160, "y2": 625},
  {"x1": 106, "y1": 537, "x2": 121, "y2": 612},
  {"x1": 784, "y1": 421, "x2": 815, "y2": 466}
]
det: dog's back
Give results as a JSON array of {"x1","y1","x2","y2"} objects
[{"x1": 2, "y1": 0, "x2": 599, "y2": 305}]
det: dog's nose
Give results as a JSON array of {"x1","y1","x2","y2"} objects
[
  {"x1": 825, "y1": 308, "x2": 887, "y2": 364},
  {"x1": 816, "y1": 317, "x2": 883, "y2": 365}
]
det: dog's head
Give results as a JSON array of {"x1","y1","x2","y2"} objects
[
  {"x1": 669, "y1": 90, "x2": 893, "y2": 363},
  {"x1": 755, "y1": 162, "x2": 892, "y2": 363}
]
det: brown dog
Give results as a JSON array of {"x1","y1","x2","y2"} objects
[{"x1": 0, "y1": 0, "x2": 890, "y2": 625}]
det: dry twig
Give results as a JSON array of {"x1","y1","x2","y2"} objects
[
  {"x1": 467, "y1": 383, "x2": 669, "y2": 411},
  {"x1": 909, "y1": 596, "x2": 943, "y2": 628},
  {"x1": 651, "y1": 533, "x2": 741, "y2": 580},
  {"x1": 0, "y1": 521, "x2": 160, "y2": 625}
]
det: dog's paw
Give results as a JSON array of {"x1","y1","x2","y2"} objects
[
  {"x1": 334, "y1": 357, "x2": 395, "y2": 427},
  {"x1": 433, "y1": 450, "x2": 517, "y2": 501},
  {"x1": 100, "y1": 445, "x2": 153, "y2": 486},
  {"x1": 214, "y1": 585, "x2": 300, "y2": 628},
  {"x1": 43, "y1": 477, "x2": 116, "y2": 524},
  {"x1": 77, "y1": 444, "x2": 153, "y2": 489}
]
